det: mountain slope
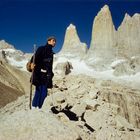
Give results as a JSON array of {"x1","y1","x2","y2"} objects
[
  {"x1": 0, "y1": 82, "x2": 23, "y2": 108},
  {"x1": 0, "y1": 62, "x2": 30, "y2": 108}
]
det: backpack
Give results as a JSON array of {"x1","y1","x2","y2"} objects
[
  {"x1": 26, "y1": 45, "x2": 37, "y2": 72},
  {"x1": 26, "y1": 60, "x2": 33, "y2": 72}
]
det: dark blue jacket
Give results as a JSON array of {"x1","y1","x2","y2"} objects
[{"x1": 31, "y1": 43, "x2": 54, "y2": 88}]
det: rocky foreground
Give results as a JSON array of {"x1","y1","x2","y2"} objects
[{"x1": 0, "y1": 74, "x2": 140, "y2": 140}]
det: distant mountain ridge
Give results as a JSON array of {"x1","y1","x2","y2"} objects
[{"x1": 0, "y1": 40, "x2": 32, "y2": 71}]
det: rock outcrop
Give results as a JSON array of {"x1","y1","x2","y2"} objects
[
  {"x1": 117, "y1": 13, "x2": 140, "y2": 58},
  {"x1": 59, "y1": 24, "x2": 87, "y2": 58},
  {"x1": 87, "y1": 5, "x2": 116, "y2": 59},
  {"x1": 84, "y1": 5, "x2": 116, "y2": 70}
]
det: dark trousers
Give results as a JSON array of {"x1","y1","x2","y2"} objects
[{"x1": 32, "y1": 85, "x2": 47, "y2": 108}]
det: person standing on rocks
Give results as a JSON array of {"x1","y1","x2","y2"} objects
[{"x1": 31, "y1": 36, "x2": 56, "y2": 109}]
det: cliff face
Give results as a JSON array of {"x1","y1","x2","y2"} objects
[
  {"x1": 82, "y1": 5, "x2": 117, "y2": 70},
  {"x1": 87, "y1": 6, "x2": 140, "y2": 60},
  {"x1": 87, "y1": 5, "x2": 116, "y2": 59},
  {"x1": 83, "y1": 5, "x2": 140, "y2": 71},
  {"x1": 117, "y1": 13, "x2": 140, "y2": 58}
]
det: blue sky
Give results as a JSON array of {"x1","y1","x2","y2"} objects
[{"x1": 0, "y1": 0, "x2": 140, "y2": 53}]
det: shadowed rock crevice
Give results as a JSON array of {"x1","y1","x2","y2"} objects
[
  {"x1": 51, "y1": 106, "x2": 78, "y2": 121},
  {"x1": 51, "y1": 106, "x2": 95, "y2": 133},
  {"x1": 84, "y1": 123, "x2": 95, "y2": 133}
]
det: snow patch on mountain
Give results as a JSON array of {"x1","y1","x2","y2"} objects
[
  {"x1": 6, "y1": 56, "x2": 28, "y2": 71},
  {"x1": 54, "y1": 56, "x2": 140, "y2": 90}
]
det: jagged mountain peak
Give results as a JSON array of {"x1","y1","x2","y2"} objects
[
  {"x1": 122, "y1": 13, "x2": 140, "y2": 23},
  {"x1": 120, "y1": 13, "x2": 140, "y2": 25},
  {"x1": 123, "y1": 13, "x2": 131, "y2": 21},
  {"x1": 97, "y1": 4, "x2": 111, "y2": 17},
  {"x1": 125, "y1": 13, "x2": 131, "y2": 18},
  {"x1": 133, "y1": 13, "x2": 140, "y2": 16},
  {"x1": 118, "y1": 13, "x2": 131, "y2": 29},
  {"x1": 62, "y1": 23, "x2": 80, "y2": 46},
  {"x1": 0, "y1": 40, "x2": 15, "y2": 50},
  {"x1": 59, "y1": 23, "x2": 87, "y2": 58},
  {"x1": 101, "y1": 4, "x2": 110, "y2": 12},
  {"x1": 121, "y1": 13, "x2": 140, "y2": 24},
  {"x1": 66, "y1": 23, "x2": 76, "y2": 30},
  {"x1": 87, "y1": 4, "x2": 116, "y2": 63},
  {"x1": 132, "y1": 13, "x2": 140, "y2": 20}
]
